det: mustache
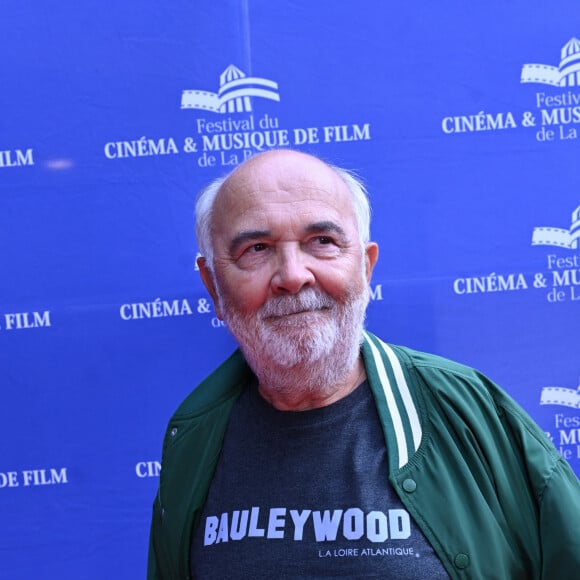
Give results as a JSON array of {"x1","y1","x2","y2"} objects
[{"x1": 260, "y1": 288, "x2": 335, "y2": 318}]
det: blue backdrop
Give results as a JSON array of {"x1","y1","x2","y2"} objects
[{"x1": 1, "y1": 2, "x2": 579, "y2": 578}]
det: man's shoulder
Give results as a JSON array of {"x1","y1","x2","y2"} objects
[
  {"x1": 391, "y1": 343, "x2": 481, "y2": 379},
  {"x1": 363, "y1": 332, "x2": 497, "y2": 406},
  {"x1": 171, "y1": 349, "x2": 253, "y2": 420},
  {"x1": 371, "y1": 335, "x2": 528, "y2": 425},
  {"x1": 364, "y1": 331, "x2": 481, "y2": 379}
]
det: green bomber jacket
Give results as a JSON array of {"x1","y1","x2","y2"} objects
[{"x1": 148, "y1": 331, "x2": 580, "y2": 579}]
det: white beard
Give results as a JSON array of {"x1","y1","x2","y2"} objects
[{"x1": 218, "y1": 284, "x2": 369, "y2": 397}]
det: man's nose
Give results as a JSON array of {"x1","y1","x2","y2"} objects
[{"x1": 271, "y1": 246, "x2": 315, "y2": 294}]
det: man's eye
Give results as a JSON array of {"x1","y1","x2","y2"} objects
[
  {"x1": 251, "y1": 243, "x2": 268, "y2": 252},
  {"x1": 317, "y1": 236, "x2": 333, "y2": 245}
]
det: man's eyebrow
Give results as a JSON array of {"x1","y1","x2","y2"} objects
[
  {"x1": 229, "y1": 230, "x2": 271, "y2": 255},
  {"x1": 305, "y1": 221, "x2": 348, "y2": 242},
  {"x1": 228, "y1": 222, "x2": 348, "y2": 255}
]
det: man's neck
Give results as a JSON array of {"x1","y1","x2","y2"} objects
[{"x1": 256, "y1": 356, "x2": 366, "y2": 411}]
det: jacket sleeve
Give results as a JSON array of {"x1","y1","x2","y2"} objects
[
  {"x1": 539, "y1": 457, "x2": 580, "y2": 579},
  {"x1": 498, "y1": 388, "x2": 580, "y2": 578}
]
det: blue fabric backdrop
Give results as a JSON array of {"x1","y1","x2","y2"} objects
[{"x1": 1, "y1": 2, "x2": 579, "y2": 577}]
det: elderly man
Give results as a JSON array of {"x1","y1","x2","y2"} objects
[{"x1": 148, "y1": 150, "x2": 580, "y2": 579}]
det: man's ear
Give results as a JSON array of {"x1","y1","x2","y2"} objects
[
  {"x1": 364, "y1": 242, "x2": 379, "y2": 283},
  {"x1": 197, "y1": 257, "x2": 223, "y2": 319}
]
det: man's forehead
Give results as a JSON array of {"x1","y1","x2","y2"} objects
[{"x1": 218, "y1": 159, "x2": 349, "y2": 206}]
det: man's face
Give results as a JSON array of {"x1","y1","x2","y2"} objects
[{"x1": 199, "y1": 152, "x2": 378, "y2": 376}]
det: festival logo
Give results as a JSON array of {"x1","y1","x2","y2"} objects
[
  {"x1": 540, "y1": 376, "x2": 580, "y2": 465},
  {"x1": 453, "y1": 203, "x2": 580, "y2": 304},
  {"x1": 441, "y1": 36, "x2": 580, "y2": 143},
  {"x1": 181, "y1": 65, "x2": 280, "y2": 114},
  {"x1": 521, "y1": 38, "x2": 580, "y2": 87},
  {"x1": 532, "y1": 205, "x2": 580, "y2": 250},
  {"x1": 541, "y1": 378, "x2": 580, "y2": 409},
  {"x1": 531, "y1": 204, "x2": 580, "y2": 303},
  {"x1": 103, "y1": 63, "x2": 372, "y2": 168}
]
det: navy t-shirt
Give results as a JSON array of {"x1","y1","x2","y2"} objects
[{"x1": 191, "y1": 380, "x2": 449, "y2": 579}]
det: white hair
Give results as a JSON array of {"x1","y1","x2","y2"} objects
[{"x1": 194, "y1": 155, "x2": 372, "y2": 269}]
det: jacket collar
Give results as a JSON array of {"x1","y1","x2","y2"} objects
[{"x1": 362, "y1": 331, "x2": 423, "y2": 470}]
